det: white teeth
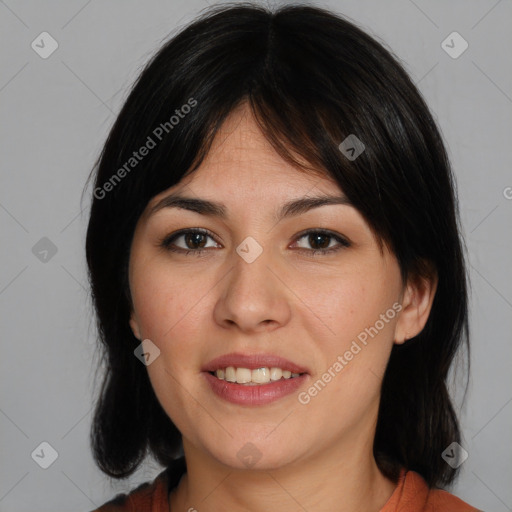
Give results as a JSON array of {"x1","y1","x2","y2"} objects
[
  {"x1": 252, "y1": 367, "x2": 270, "y2": 383},
  {"x1": 214, "y1": 366, "x2": 303, "y2": 384},
  {"x1": 269, "y1": 367, "x2": 282, "y2": 381},
  {"x1": 236, "y1": 367, "x2": 252, "y2": 384},
  {"x1": 225, "y1": 367, "x2": 236, "y2": 382}
]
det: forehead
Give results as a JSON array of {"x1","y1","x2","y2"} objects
[{"x1": 163, "y1": 103, "x2": 341, "y2": 200}]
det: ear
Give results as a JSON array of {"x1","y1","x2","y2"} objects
[
  {"x1": 129, "y1": 311, "x2": 141, "y2": 340},
  {"x1": 394, "y1": 263, "x2": 438, "y2": 345}
]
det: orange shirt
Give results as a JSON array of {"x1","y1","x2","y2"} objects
[{"x1": 91, "y1": 458, "x2": 481, "y2": 511}]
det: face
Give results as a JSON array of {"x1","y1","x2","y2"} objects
[{"x1": 128, "y1": 102, "x2": 428, "y2": 471}]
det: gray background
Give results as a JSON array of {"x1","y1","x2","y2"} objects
[{"x1": 1, "y1": 0, "x2": 511, "y2": 511}]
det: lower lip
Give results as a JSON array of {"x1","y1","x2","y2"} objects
[{"x1": 202, "y1": 372, "x2": 308, "y2": 406}]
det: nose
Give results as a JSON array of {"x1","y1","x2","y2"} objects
[{"x1": 213, "y1": 244, "x2": 292, "y2": 333}]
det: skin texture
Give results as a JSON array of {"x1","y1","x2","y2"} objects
[{"x1": 128, "y1": 102, "x2": 438, "y2": 512}]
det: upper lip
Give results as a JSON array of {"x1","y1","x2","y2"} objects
[{"x1": 202, "y1": 352, "x2": 310, "y2": 374}]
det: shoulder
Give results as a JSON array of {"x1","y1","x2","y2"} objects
[
  {"x1": 89, "y1": 457, "x2": 187, "y2": 512},
  {"x1": 425, "y1": 483, "x2": 482, "y2": 511},
  {"x1": 381, "y1": 468, "x2": 482, "y2": 511},
  {"x1": 89, "y1": 473, "x2": 166, "y2": 512}
]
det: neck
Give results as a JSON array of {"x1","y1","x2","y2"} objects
[{"x1": 170, "y1": 427, "x2": 397, "y2": 512}]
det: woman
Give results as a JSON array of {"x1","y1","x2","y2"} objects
[{"x1": 85, "y1": 2, "x2": 480, "y2": 510}]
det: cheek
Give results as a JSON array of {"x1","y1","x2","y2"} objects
[
  {"x1": 293, "y1": 262, "x2": 398, "y2": 344},
  {"x1": 130, "y1": 255, "x2": 205, "y2": 344},
  {"x1": 129, "y1": 254, "x2": 225, "y2": 400},
  {"x1": 294, "y1": 264, "x2": 399, "y2": 395}
]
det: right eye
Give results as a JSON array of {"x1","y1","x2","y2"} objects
[{"x1": 158, "y1": 228, "x2": 221, "y2": 255}]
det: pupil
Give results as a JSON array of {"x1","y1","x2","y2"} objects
[
  {"x1": 310, "y1": 233, "x2": 329, "y2": 249},
  {"x1": 186, "y1": 233, "x2": 206, "y2": 249}
]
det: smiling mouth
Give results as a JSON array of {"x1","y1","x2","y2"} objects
[{"x1": 208, "y1": 366, "x2": 306, "y2": 385}]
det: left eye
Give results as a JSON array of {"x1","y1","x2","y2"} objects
[
  {"x1": 292, "y1": 230, "x2": 350, "y2": 254},
  {"x1": 159, "y1": 228, "x2": 350, "y2": 256}
]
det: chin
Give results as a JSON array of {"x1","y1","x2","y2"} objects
[{"x1": 204, "y1": 437, "x2": 303, "y2": 472}]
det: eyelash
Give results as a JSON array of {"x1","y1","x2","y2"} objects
[{"x1": 158, "y1": 228, "x2": 350, "y2": 257}]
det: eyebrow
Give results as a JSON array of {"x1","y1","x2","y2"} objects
[{"x1": 148, "y1": 192, "x2": 353, "y2": 222}]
